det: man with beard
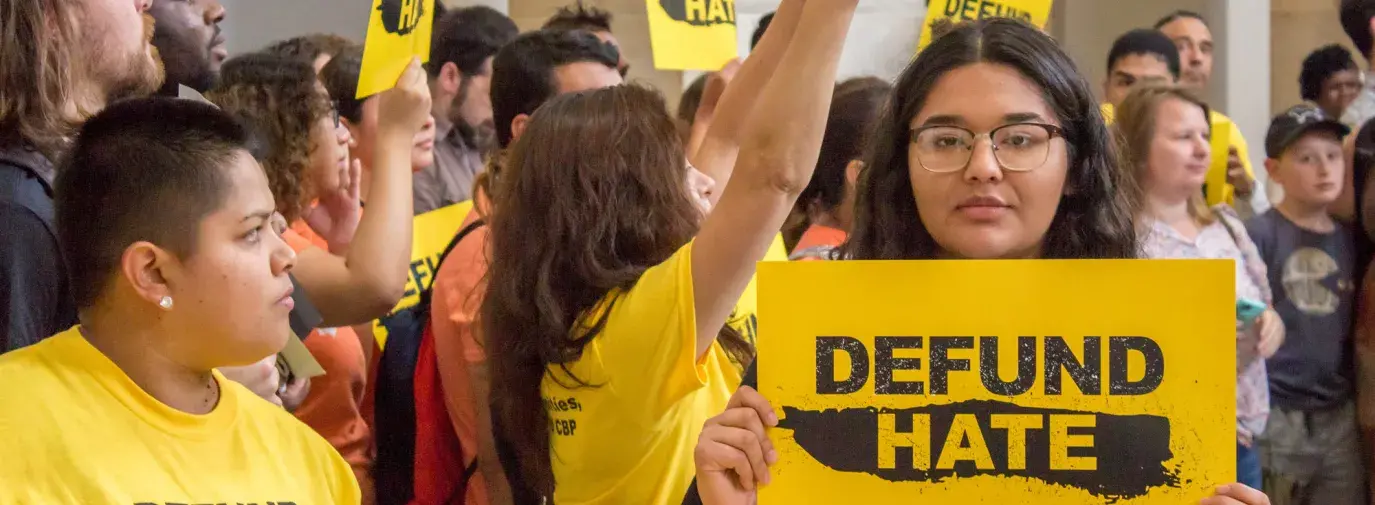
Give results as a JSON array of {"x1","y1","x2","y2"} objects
[
  {"x1": 418, "y1": 6, "x2": 518, "y2": 214},
  {"x1": 0, "y1": 0, "x2": 164, "y2": 351},
  {"x1": 149, "y1": 0, "x2": 226, "y2": 94}
]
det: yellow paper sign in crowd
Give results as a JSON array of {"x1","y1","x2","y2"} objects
[
  {"x1": 645, "y1": 0, "x2": 739, "y2": 70},
  {"x1": 358, "y1": 0, "x2": 435, "y2": 98},
  {"x1": 373, "y1": 200, "x2": 474, "y2": 348},
  {"x1": 919, "y1": 0, "x2": 1053, "y2": 49},
  {"x1": 757, "y1": 260, "x2": 1235, "y2": 504}
]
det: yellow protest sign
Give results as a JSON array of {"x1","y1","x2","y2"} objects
[
  {"x1": 645, "y1": 0, "x2": 739, "y2": 71},
  {"x1": 757, "y1": 260, "x2": 1235, "y2": 503},
  {"x1": 358, "y1": 0, "x2": 434, "y2": 99},
  {"x1": 919, "y1": 0, "x2": 1053, "y2": 49},
  {"x1": 1204, "y1": 116, "x2": 1233, "y2": 206},
  {"x1": 373, "y1": 199, "x2": 474, "y2": 348}
]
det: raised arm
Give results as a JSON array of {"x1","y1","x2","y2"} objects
[
  {"x1": 689, "y1": 0, "x2": 805, "y2": 205},
  {"x1": 292, "y1": 59, "x2": 433, "y2": 326},
  {"x1": 690, "y1": 0, "x2": 858, "y2": 357}
]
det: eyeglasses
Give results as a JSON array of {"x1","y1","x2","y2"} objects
[
  {"x1": 330, "y1": 100, "x2": 341, "y2": 129},
  {"x1": 909, "y1": 123, "x2": 1066, "y2": 173}
]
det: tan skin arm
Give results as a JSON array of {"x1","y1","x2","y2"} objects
[
  {"x1": 689, "y1": 0, "x2": 806, "y2": 207},
  {"x1": 292, "y1": 60, "x2": 432, "y2": 327},
  {"x1": 690, "y1": 0, "x2": 859, "y2": 357}
]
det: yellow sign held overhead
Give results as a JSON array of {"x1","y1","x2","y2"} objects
[
  {"x1": 757, "y1": 259, "x2": 1235, "y2": 504},
  {"x1": 919, "y1": 0, "x2": 1053, "y2": 49},
  {"x1": 646, "y1": 0, "x2": 739, "y2": 71},
  {"x1": 359, "y1": 0, "x2": 435, "y2": 99}
]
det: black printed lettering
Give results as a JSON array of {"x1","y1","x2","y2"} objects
[
  {"x1": 1044, "y1": 336, "x2": 1101, "y2": 395},
  {"x1": 875, "y1": 336, "x2": 923, "y2": 394},
  {"x1": 817, "y1": 336, "x2": 869, "y2": 394},
  {"x1": 1109, "y1": 336, "x2": 1165, "y2": 395},
  {"x1": 928, "y1": 337, "x2": 973, "y2": 395},
  {"x1": 979, "y1": 336, "x2": 1036, "y2": 396}
]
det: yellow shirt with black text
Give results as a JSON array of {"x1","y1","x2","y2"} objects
[
  {"x1": 0, "y1": 327, "x2": 361, "y2": 505},
  {"x1": 544, "y1": 242, "x2": 742, "y2": 505},
  {"x1": 727, "y1": 233, "x2": 789, "y2": 344}
]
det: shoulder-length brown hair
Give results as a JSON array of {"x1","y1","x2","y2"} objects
[
  {"x1": 1112, "y1": 83, "x2": 1215, "y2": 226},
  {"x1": 482, "y1": 84, "x2": 752, "y2": 497},
  {"x1": 0, "y1": 0, "x2": 83, "y2": 156},
  {"x1": 206, "y1": 53, "x2": 331, "y2": 222}
]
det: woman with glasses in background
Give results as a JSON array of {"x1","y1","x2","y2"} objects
[{"x1": 208, "y1": 52, "x2": 433, "y2": 504}]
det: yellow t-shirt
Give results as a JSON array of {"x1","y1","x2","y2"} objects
[
  {"x1": 544, "y1": 242, "x2": 742, "y2": 505},
  {"x1": 728, "y1": 233, "x2": 789, "y2": 344},
  {"x1": 0, "y1": 327, "x2": 361, "y2": 504},
  {"x1": 1101, "y1": 103, "x2": 1255, "y2": 206}
]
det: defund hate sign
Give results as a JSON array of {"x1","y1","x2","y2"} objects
[{"x1": 756, "y1": 260, "x2": 1236, "y2": 504}]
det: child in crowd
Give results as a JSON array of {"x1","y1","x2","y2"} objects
[{"x1": 1246, "y1": 104, "x2": 1364, "y2": 504}]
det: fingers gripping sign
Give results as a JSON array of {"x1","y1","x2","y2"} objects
[{"x1": 696, "y1": 386, "x2": 780, "y2": 504}]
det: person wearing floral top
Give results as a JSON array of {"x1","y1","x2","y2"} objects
[{"x1": 1114, "y1": 84, "x2": 1285, "y2": 490}]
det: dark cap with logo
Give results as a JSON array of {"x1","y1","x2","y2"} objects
[{"x1": 1265, "y1": 104, "x2": 1350, "y2": 159}]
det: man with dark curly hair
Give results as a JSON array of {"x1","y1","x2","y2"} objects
[{"x1": 1301, "y1": 45, "x2": 1363, "y2": 122}]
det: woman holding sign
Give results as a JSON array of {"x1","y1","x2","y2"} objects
[
  {"x1": 480, "y1": 0, "x2": 856, "y2": 502},
  {"x1": 1113, "y1": 84, "x2": 1282, "y2": 491},
  {"x1": 692, "y1": 18, "x2": 1270, "y2": 505}
]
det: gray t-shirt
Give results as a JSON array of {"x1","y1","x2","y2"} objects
[{"x1": 1246, "y1": 209, "x2": 1357, "y2": 411}]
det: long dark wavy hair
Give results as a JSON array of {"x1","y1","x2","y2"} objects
[
  {"x1": 207, "y1": 53, "x2": 332, "y2": 222},
  {"x1": 482, "y1": 84, "x2": 753, "y2": 497},
  {"x1": 844, "y1": 18, "x2": 1138, "y2": 260}
]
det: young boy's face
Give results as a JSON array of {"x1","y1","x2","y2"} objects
[{"x1": 1273, "y1": 131, "x2": 1345, "y2": 206}]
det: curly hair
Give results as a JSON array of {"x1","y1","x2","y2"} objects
[
  {"x1": 206, "y1": 53, "x2": 330, "y2": 222},
  {"x1": 845, "y1": 18, "x2": 1139, "y2": 260},
  {"x1": 1300, "y1": 44, "x2": 1359, "y2": 102}
]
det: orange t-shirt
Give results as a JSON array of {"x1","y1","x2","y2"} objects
[
  {"x1": 282, "y1": 228, "x2": 375, "y2": 503},
  {"x1": 789, "y1": 224, "x2": 846, "y2": 261},
  {"x1": 429, "y1": 204, "x2": 492, "y2": 505}
]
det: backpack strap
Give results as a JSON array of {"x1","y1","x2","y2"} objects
[{"x1": 417, "y1": 217, "x2": 487, "y2": 306}]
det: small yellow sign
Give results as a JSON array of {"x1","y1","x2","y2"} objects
[
  {"x1": 358, "y1": 0, "x2": 435, "y2": 99},
  {"x1": 1205, "y1": 116, "x2": 1234, "y2": 206},
  {"x1": 373, "y1": 199, "x2": 474, "y2": 349},
  {"x1": 757, "y1": 259, "x2": 1235, "y2": 504},
  {"x1": 919, "y1": 0, "x2": 1053, "y2": 49},
  {"x1": 645, "y1": 0, "x2": 739, "y2": 71}
]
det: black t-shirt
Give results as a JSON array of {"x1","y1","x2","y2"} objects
[{"x1": 1246, "y1": 210, "x2": 1357, "y2": 410}]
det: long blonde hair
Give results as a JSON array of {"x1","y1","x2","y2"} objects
[
  {"x1": 0, "y1": 0, "x2": 83, "y2": 156},
  {"x1": 1112, "y1": 84, "x2": 1215, "y2": 226}
]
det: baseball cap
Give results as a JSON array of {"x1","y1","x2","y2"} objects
[{"x1": 1264, "y1": 104, "x2": 1350, "y2": 159}]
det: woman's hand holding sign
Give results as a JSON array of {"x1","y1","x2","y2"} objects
[
  {"x1": 695, "y1": 385, "x2": 778, "y2": 505},
  {"x1": 1201, "y1": 484, "x2": 1271, "y2": 505},
  {"x1": 1257, "y1": 309, "x2": 1285, "y2": 359}
]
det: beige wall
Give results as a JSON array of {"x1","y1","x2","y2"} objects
[
  {"x1": 1271, "y1": 0, "x2": 1357, "y2": 113},
  {"x1": 507, "y1": 0, "x2": 686, "y2": 110}
]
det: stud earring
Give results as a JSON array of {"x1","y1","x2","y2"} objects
[{"x1": 158, "y1": 296, "x2": 174, "y2": 310}]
